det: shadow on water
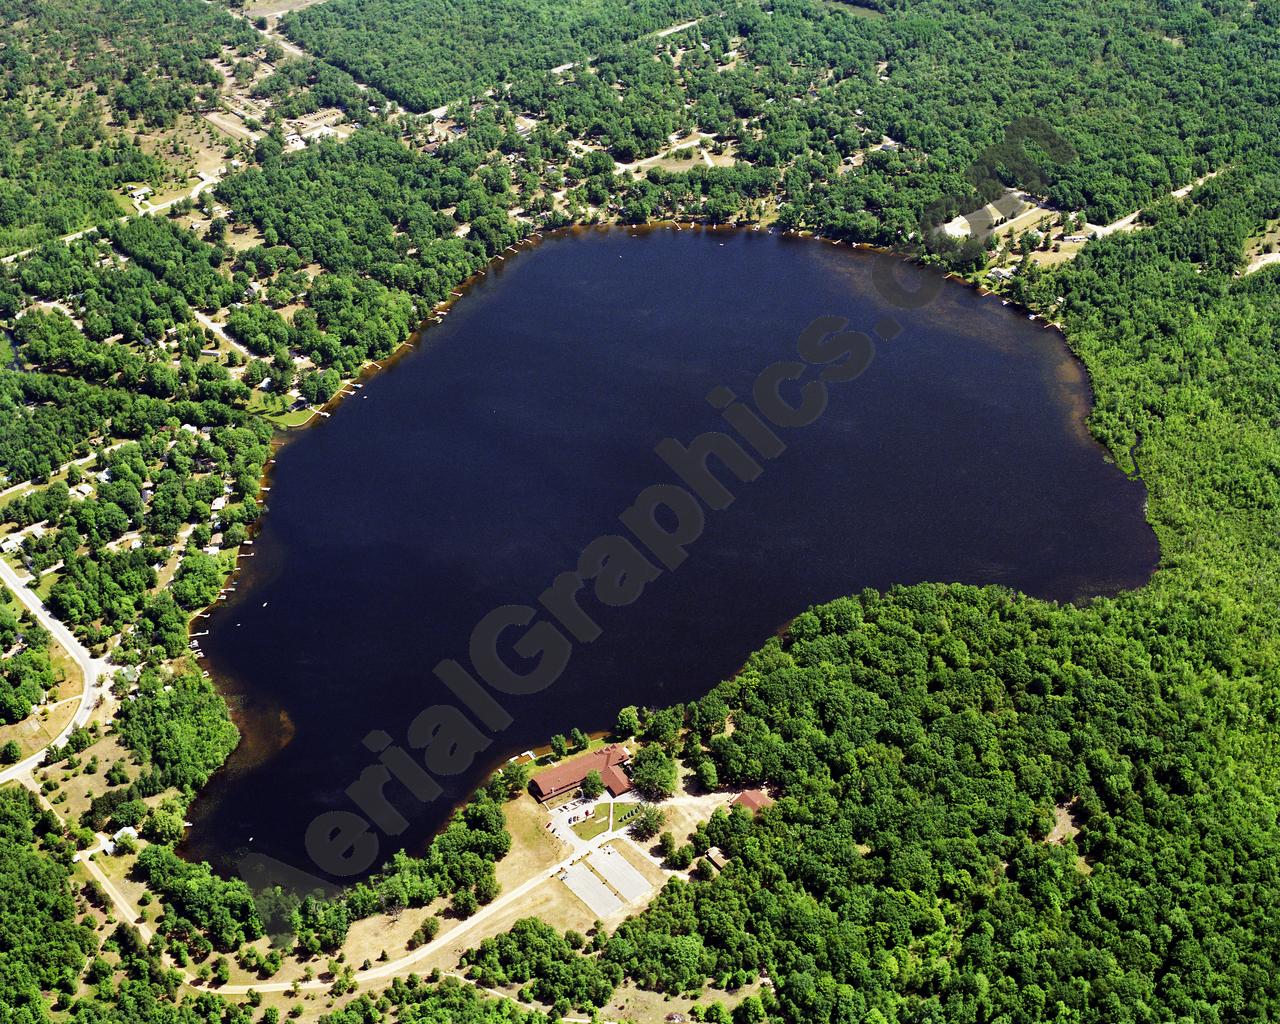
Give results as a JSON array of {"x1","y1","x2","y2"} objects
[{"x1": 181, "y1": 227, "x2": 1157, "y2": 884}]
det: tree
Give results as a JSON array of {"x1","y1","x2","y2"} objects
[
  {"x1": 549, "y1": 734, "x2": 569, "y2": 759},
  {"x1": 696, "y1": 760, "x2": 719, "y2": 792},
  {"x1": 630, "y1": 745, "x2": 677, "y2": 800},
  {"x1": 409, "y1": 916, "x2": 440, "y2": 949},
  {"x1": 474, "y1": 872, "x2": 500, "y2": 905},
  {"x1": 569, "y1": 727, "x2": 589, "y2": 750},
  {"x1": 0, "y1": 740, "x2": 19, "y2": 764},
  {"x1": 658, "y1": 832, "x2": 677, "y2": 861},
  {"x1": 496, "y1": 761, "x2": 529, "y2": 798},
  {"x1": 142, "y1": 806, "x2": 186, "y2": 844},
  {"x1": 615, "y1": 705, "x2": 641, "y2": 738},
  {"x1": 453, "y1": 888, "x2": 478, "y2": 918},
  {"x1": 581, "y1": 770, "x2": 604, "y2": 801},
  {"x1": 630, "y1": 805, "x2": 665, "y2": 841}
]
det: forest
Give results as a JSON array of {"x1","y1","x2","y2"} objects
[
  {"x1": 462, "y1": 164, "x2": 1280, "y2": 1023},
  {"x1": 0, "y1": 0, "x2": 258, "y2": 254},
  {"x1": 281, "y1": 0, "x2": 723, "y2": 111}
]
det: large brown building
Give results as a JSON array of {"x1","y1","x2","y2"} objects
[{"x1": 529, "y1": 744, "x2": 632, "y2": 801}]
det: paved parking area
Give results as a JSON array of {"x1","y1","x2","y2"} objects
[
  {"x1": 587, "y1": 847, "x2": 651, "y2": 903},
  {"x1": 561, "y1": 862, "x2": 624, "y2": 918}
]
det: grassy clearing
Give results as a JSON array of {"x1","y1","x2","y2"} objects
[
  {"x1": 816, "y1": 0, "x2": 886, "y2": 16},
  {"x1": 0, "y1": 694, "x2": 77, "y2": 764},
  {"x1": 40, "y1": 732, "x2": 132, "y2": 826},
  {"x1": 266, "y1": 407, "x2": 318, "y2": 429},
  {"x1": 496, "y1": 793, "x2": 570, "y2": 891},
  {"x1": 571, "y1": 802, "x2": 611, "y2": 840},
  {"x1": 33, "y1": 572, "x2": 59, "y2": 602},
  {"x1": 529, "y1": 732, "x2": 613, "y2": 768}
]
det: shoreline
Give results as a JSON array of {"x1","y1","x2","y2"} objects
[{"x1": 185, "y1": 220, "x2": 1158, "y2": 881}]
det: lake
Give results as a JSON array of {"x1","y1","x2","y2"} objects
[{"x1": 183, "y1": 227, "x2": 1157, "y2": 883}]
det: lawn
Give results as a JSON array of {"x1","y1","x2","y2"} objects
[
  {"x1": 571, "y1": 802, "x2": 611, "y2": 841},
  {"x1": 264, "y1": 406, "x2": 317, "y2": 429}
]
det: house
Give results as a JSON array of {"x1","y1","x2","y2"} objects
[
  {"x1": 987, "y1": 266, "x2": 1015, "y2": 282},
  {"x1": 103, "y1": 825, "x2": 139, "y2": 855},
  {"x1": 529, "y1": 744, "x2": 631, "y2": 801},
  {"x1": 732, "y1": 789, "x2": 775, "y2": 814}
]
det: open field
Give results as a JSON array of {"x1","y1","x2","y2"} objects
[
  {"x1": 498, "y1": 793, "x2": 571, "y2": 889},
  {"x1": 0, "y1": 641, "x2": 83, "y2": 763},
  {"x1": 35, "y1": 732, "x2": 132, "y2": 826},
  {"x1": 1244, "y1": 218, "x2": 1280, "y2": 274},
  {"x1": 242, "y1": 0, "x2": 329, "y2": 14}
]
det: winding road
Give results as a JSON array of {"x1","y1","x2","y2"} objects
[
  {"x1": 220, "y1": 827, "x2": 630, "y2": 995},
  {"x1": 0, "y1": 553, "x2": 110, "y2": 785},
  {"x1": 1, "y1": 171, "x2": 222, "y2": 267}
]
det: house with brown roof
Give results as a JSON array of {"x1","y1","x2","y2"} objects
[
  {"x1": 732, "y1": 789, "x2": 775, "y2": 814},
  {"x1": 529, "y1": 744, "x2": 632, "y2": 801},
  {"x1": 600, "y1": 762, "x2": 632, "y2": 797}
]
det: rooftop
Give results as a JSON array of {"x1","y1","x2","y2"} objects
[
  {"x1": 530, "y1": 743, "x2": 630, "y2": 800},
  {"x1": 732, "y1": 789, "x2": 775, "y2": 814}
]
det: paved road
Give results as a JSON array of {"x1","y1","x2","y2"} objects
[
  {"x1": 221, "y1": 828, "x2": 628, "y2": 995},
  {"x1": 0, "y1": 440, "x2": 130, "y2": 503},
  {"x1": 1, "y1": 171, "x2": 222, "y2": 267},
  {"x1": 71, "y1": 816, "x2": 622, "y2": 1022},
  {"x1": 0, "y1": 552, "x2": 110, "y2": 785}
]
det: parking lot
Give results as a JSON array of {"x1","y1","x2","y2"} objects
[
  {"x1": 561, "y1": 861, "x2": 625, "y2": 918},
  {"x1": 588, "y1": 846, "x2": 651, "y2": 903}
]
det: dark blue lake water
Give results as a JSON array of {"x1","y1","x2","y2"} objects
[{"x1": 184, "y1": 228, "x2": 1156, "y2": 882}]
